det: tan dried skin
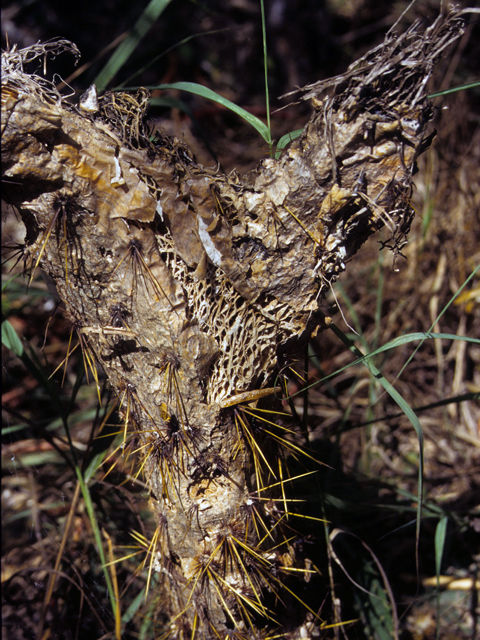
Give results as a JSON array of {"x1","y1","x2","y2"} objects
[{"x1": 1, "y1": 13, "x2": 466, "y2": 638}]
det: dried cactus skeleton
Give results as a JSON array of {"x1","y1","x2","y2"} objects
[{"x1": 1, "y1": 10, "x2": 468, "y2": 638}]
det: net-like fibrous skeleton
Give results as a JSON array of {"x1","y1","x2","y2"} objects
[{"x1": 1, "y1": 10, "x2": 468, "y2": 638}]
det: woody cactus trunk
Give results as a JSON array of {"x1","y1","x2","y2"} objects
[{"x1": 1, "y1": 11, "x2": 467, "y2": 639}]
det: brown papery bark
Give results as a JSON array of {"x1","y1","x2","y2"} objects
[{"x1": 1, "y1": 10, "x2": 467, "y2": 638}]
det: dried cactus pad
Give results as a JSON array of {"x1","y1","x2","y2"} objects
[{"x1": 1, "y1": 10, "x2": 468, "y2": 638}]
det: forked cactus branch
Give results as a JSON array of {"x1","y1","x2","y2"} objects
[{"x1": 1, "y1": 10, "x2": 468, "y2": 638}]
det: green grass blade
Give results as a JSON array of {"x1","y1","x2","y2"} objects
[
  {"x1": 394, "y1": 265, "x2": 479, "y2": 383},
  {"x1": 118, "y1": 28, "x2": 228, "y2": 89},
  {"x1": 4, "y1": 450, "x2": 65, "y2": 469},
  {"x1": 291, "y1": 331, "x2": 479, "y2": 397},
  {"x1": 2, "y1": 318, "x2": 24, "y2": 357},
  {"x1": 260, "y1": 0, "x2": 272, "y2": 151},
  {"x1": 94, "y1": 0, "x2": 173, "y2": 92},
  {"x1": 428, "y1": 80, "x2": 480, "y2": 98},
  {"x1": 2, "y1": 423, "x2": 29, "y2": 436},
  {"x1": 2, "y1": 319, "x2": 62, "y2": 406},
  {"x1": 84, "y1": 448, "x2": 111, "y2": 485},
  {"x1": 334, "y1": 281, "x2": 366, "y2": 343},
  {"x1": 2, "y1": 318, "x2": 104, "y2": 467},
  {"x1": 136, "y1": 81, "x2": 272, "y2": 143},
  {"x1": 363, "y1": 330, "x2": 475, "y2": 369},
  {"x1": 360, "y1": 332, "x2": 480, "y2": 359},
  {"x1": 274, "y1": 129, "x2": 303, "y2": 158},
  {"x1": 435, "y1": 516, "x2": 448, "y2": 579},
  {"x1": 374, "y1": 254, "x2": 385, "y2": 351},
  {"x1": 435, "y1": 516, "x2": 448, "y2": 640},
  {"x1": 351, "y1": 391, "x2": 479, "y2": 429},
  {"x1": 122, "y1": 585, "x2": 146, "y2": 625},
  {"x1": 149, "y1": 96, "x2": 192, "y2": 112},
  {"x1": 2, "y1": 272, "x2": 22, "y2": 294},
  {"x1": 327, "y1": 320, "x2": 424, "y2": 576},
  {"x1": 76, "y1": 466, "x2": 119, "y2": 628}
]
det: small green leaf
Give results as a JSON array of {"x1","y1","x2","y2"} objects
[{"x1": 94, "y1": 0, "x2": 173, "y2": 92}]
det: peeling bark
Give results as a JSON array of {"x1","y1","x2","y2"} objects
[{"x1": 1, "y1": 11, "x2": 468, "y2": 638}]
